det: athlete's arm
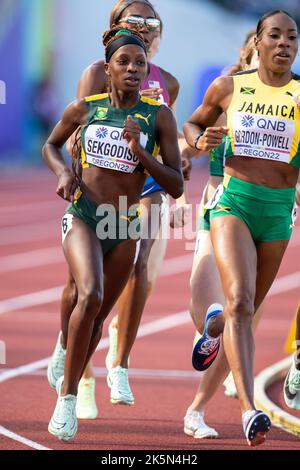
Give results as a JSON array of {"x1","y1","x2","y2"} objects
[
  {"x1": 123, "y1": 107, "x2": 183, "y2": 199},
  {"x1": 43, "y1": 100, "x2": 88, "y2": 201},
  {"x1": 183, "y1": 76, "x2": 233, "y2": 152}
]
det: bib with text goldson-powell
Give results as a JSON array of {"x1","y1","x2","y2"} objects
[
  {"x1": 226, "y1": 70, "x2": 300, "y2": 168},
  {"x1": 81, "y1": 93, "x2": 161, "y2": 174}
]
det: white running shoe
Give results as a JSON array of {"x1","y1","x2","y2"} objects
[
  {"x1": 47, "y1": 331, "x2": 66, "y2": 390},
  {"x1": 76, "y1": 377, "x2": 98, "y2": 419},
  {"x1": 107, "y1": 366, "x2": 134, "y2": 405},
  {"x1": 48, "y1": 376, "x2": 77, "y2": 441},
  {"x1": 105, "y1": 323, "x2": 118, "y2": 371},
  {"x1": 184, "y1": 410, "x2": 218, "y2": 439},
  {"x1": 223, "y1": 372, "x2": 238, "y2": 398},
  {"x1": 283, "y1": 355, "x2": 300, "y2": 410}
]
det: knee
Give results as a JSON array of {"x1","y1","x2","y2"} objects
[
  {"x1": 77, "y1": 287, "x2": 103, "y2": 318},
  {"x1": 64, "y1": 277, "x2": 78, "y2": 305},
  {"x1": 226, "y1": 291, "x2": 254, "y2": 321}
]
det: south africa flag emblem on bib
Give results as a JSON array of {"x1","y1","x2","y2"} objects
[
  {"x1": 96, "y1": 107, "x2": 108, "y2": 120},
  {"x1": 240, "y1": 87, "x2": 255, "y2": 95}
]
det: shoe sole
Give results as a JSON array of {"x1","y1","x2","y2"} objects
[
  {"x1": 184, "y1": 427, "x2": 218, "y2": 439},
  {"x1": 76, "y1": 411, "x2": 98, "y2": 419},
  {"x1": 283, "y1": 369, "x2": 300, "y2": 410},
  {"x1": 110, "y1": 398, "x2": 134, "y2": 406},
  {"x1": 192, "y1": 338, "x2": 220, "y2": 371},
  {"x1": 48, "y1": 424, "x2": 77, "y2": 441},
  {"x1": 245, "y1": 412, "x2": 271, "y2": 447}
]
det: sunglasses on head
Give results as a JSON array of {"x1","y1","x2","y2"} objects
[{"x1": 121, "y1": 15, "x2": 161, "y2": 31}]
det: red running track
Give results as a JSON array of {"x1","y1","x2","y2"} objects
[{"x1": 0, "y1": 167, "x2": 299, "y2": 450}]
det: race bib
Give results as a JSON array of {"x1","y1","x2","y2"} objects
[
  {"x1": 233, "y1": 112, "x2": 294, "y2": 163},
  {"x1": 84, "y1": 125, "x2": 148, "y2": 173},
  {"x1": 61, "y1": 214, "x2": 74, "y2": 243}
]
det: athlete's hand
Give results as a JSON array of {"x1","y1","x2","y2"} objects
[
  {"x1": 56, "y1": 169, "x2": 77, "y2": 202},
  {"x1": 123, "y1": 116, "x2": 142, "y2": 154},
  {"x1": 170, "y1": 204, "x2": 192, "y2": 228},
  {"x1": 196, "y1": 126, "x2": 228, "y2": 152},
  {"x1": 141, "y1": 88, "x2": 163, "y2": 101}
]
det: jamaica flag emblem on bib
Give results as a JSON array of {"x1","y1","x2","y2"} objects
[{"x1": 240, "y1": 87, "x2": 255, "y2": 95}]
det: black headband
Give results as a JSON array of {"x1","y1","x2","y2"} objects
[{"x1": 105, "y1": 33, "x2": 146, "y2": 63}]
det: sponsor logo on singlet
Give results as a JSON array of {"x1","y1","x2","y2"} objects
[
  {"x1": 85, "y1": 124, "x2": 148, "y2": 173},
  {"x1": 233, "y1": 112, "x2": 295, "y2": 163}
]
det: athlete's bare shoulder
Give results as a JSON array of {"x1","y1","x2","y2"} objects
[
  {"x1": 77, "y1": 60, "x2": 107, "y2": 98},
  {"x1": 158, "y1": 66, "x2": 179, "y2": 106}
]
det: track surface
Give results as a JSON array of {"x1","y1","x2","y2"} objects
[{"x1": 0, "y1": 167, "x2": 299, "y2": 450}]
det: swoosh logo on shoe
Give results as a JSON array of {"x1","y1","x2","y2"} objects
[
  {"x1": 285, "y1": 371, "x2": 297, "y2": 400},
  {"x1": 51, "y1": 418, "x2": 67, "y2": 430}
]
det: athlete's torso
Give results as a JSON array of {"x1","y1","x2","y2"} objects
[
  {"x1": 80, "y1": 93, "x2": 161, "y2": 206},
  {"x1": 224, "y1": 70, "x2": 300, "y2": 187}
]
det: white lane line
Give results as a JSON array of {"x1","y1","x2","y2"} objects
[
  {"x1": 0, "y1": 310, "x2": 190, "y2": 450},
  {"x1": 254, "y1": 356, "x2": 300, "y2": 436},
  {"x1": 0, "y1": 269, "x2": 299, "y2": 316},
  {"x1": 2, "y1": 367, "x2": 200, "y2": 380},
  {"x1": 0, "y1": 247, "x2": 63, "y2": 273},
  {"x1": 0, "y1": 287, "x2": 63, "y2": 315},
  {"x1": 0, "y1": 425, "x2": 51, "y2": 451},
  {"x1": 0, "y1": 220, "x2": 60, "y2": 246},
  {"x1": 0, "y1": 310, "x2": 189, "y2": 384},
  {"x1": 0, "y1": 225, "x2": 299, "y2": 273}
]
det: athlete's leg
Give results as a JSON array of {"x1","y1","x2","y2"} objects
[
  {"x1": 210, "y1": 215, "x2": 257, "y2": 414},
  {"x1": 113, "y1": 191, "x2": 167, "y2": 368},
  {"x1": 60, "y1": 218, "x2": 104, "y2": 397},
  {"x1": 60, "y1": 272, "x2": 77, "y2": 349},
  {"x1": 82, "y1": 239, "x2": 137, "y2": 370}
]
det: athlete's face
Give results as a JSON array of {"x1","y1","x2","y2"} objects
[
  {"x1": 105, "y1": 44, "x2": 147, "y2": 92},
  {"x1": 118, "y1": 3, "x2": 159, "y2": 55},
  {"x1": 256, "y1": 13, "x2": 298, "y2": 73}
]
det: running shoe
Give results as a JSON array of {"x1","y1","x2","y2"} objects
[
  {"x1": 76, "y1": 377, "x2": 98, "y2": 419},
  {"x1": 223, "y1": 372, "x2": 238, "y2": 398},
  {"x1": 48, "y1": 376, "x2": 77, "y2": 441},
  {"x1": 242, "y1": 410, "x2": 271, "y2": 447},
  {"x1": 192, "y1": 303, "x2": 223, "y2": 371},
  {"x1": 184, "y1": 410, "x2": 218, "y2": 439},
  {"x1": 283, "y1": 355, "x2": 300, "y2": 410},
  {"x1": 107, "y1": 366, "x2": 134, "y2": 405},
  {"x1": 47, "y1": 331, "x2": 66, "y2": 389}
]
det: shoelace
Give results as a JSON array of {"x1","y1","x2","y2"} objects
[
  {"x1": 55, "y1": 396, "x2": 75, "y2": 422},
  {"x1": 187, "y1": 411, "x2": 205, "y2": 429},
  {"x1": 113, "y1": 368, "x2": 130, "y2": 394},
  {"x1": 290, "y1": 369, "x2": 300, "y2": 389}
]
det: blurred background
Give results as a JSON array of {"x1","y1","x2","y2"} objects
[{"x1": 1, "y1": 0, "x2": 300, "y2": 166}]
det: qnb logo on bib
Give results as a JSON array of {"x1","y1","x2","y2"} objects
[
  {"x1": 233, "y1": 112, "x2": 295, "y2": 163},
  {"x1": 85, "y1": 124, "x2": 148, "y2": 173}
]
